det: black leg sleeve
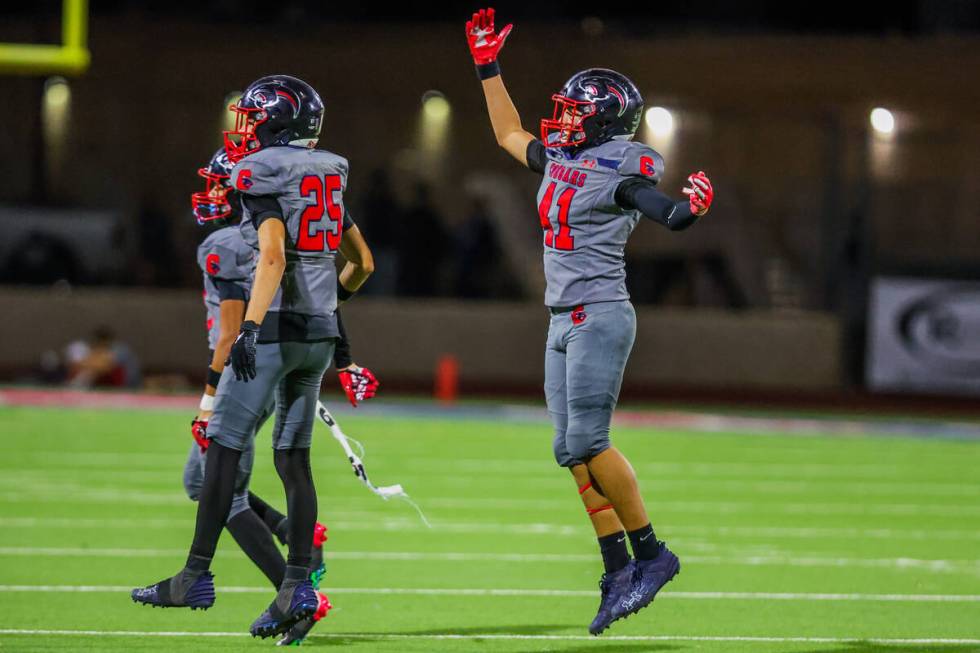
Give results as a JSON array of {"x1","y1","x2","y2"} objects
[
  {"x1": 247, "y1": 491, "x2": 289, "y2": 546},
  {"x1": 274, "y1": 447, "x2": 317, "y2": 570},
  {"x1": 189, "y1": 441, "x2": 242, "y2": 561},
  {"x1": 226, "y1": 509, "x2": 286, "y2": 588}
]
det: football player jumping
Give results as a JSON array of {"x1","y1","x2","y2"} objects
[
  {"x1": 132, "y1": 74, "x2": 374, "y2": 641},
  {"x1": 466, "y1": 8, "x2": 713, "y2": 636}
]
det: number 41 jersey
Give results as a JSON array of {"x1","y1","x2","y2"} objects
[
  {"x1": 531, "y1": 139, "x2": 665, "y2": 308},
  {"x1": 231, "y1": 145, "x2": 352, "y2": 343}
]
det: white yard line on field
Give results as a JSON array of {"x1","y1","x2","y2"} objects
[
  {"x1": 0, "y1": 629, "x2": 979, "y2": 645},
  {"x1": 1, "y1": 585, "x2": 979, "y2": 602},
  {"x1": 0, "y1": 548, "x2": 977, "y2": 573},
  {"x1": 1, "y1": 517, "x2": 977, "y2": 542}
]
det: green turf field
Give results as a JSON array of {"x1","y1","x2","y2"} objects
[{"x1": 1, "y1": 402, "x2": 978, "y2": 652}]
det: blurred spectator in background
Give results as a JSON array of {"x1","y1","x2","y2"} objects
[
  {"x1": 64, "y1": 326, "x2": 142, "y2": 389},
  {"x1": 357, "y1": 168, "x2": 402, "y2": 296},
  {"x1": 452, "y1": 196, "x2": 506, "y2": 299},
  {"x1": 397, "y1": 182, "x2": 451, "y2": 297}
]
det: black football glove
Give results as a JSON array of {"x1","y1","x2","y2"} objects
[{"x1": 227, "y1": 320, "x2": 259, "y2": 382}]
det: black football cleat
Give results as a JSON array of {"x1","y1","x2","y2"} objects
[
  {"x1": 588, "y1": 561, "x2": 635, "y2": 635},
  {"x1": 618, "y1": 541, "x2": 680, "y2": 618},
  {"x1": 250, "y1": 579, "x2": 319, "y2": 639},
  {"x1": 131, "y1": 570, "x2": 215, "y2": 610}
]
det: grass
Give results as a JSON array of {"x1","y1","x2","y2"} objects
[{"x1": 0, "y1": 402, "x2": 978, "y2": 652}]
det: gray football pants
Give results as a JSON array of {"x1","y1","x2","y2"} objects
[
  {"x1": 545, "y1": 300, "x2": 637, "y2": 467},
  {"x1": 182, "y1": 404, "x2": 272, "y2": 520},
  {"x1": 208, "y1": 340, "x2": 335, "y2": 452}
]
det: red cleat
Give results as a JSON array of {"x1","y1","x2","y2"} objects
[
  {"x1": 313, "y1": 522, "x2": 328, "y2": 548},
  {"x1": 313, "y1": 591, "x2": 332, "y2": 622}
]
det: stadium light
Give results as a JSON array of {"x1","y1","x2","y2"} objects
[
  {"x1": 870, "y1": 107, "x2": 895, "y2": 135},
  {"x1": 42, "y1": 77, "x2": 71, "y2": 189},
  {"x1": 419, "y1": 90, "x2": 451, "y2": 154},
  {"x1": 644, "y1": 106, "x2": 673, "y2": 138},
  {"x1": 422, "y1": 91, "x2": 451, "y2": 121},
  {"x1": 42, "y1": 77, "x2": 71, "y2": 144}
]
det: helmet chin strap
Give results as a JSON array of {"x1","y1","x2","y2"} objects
[{"x1": 289, "y1": 138, "x2": 319, "y2": 148}]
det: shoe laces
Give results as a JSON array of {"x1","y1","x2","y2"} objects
[{"x1": 598, "y1": 578, "x2": 609, "y2": 595}]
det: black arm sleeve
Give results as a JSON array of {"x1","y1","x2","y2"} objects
[
  {"x1": 614, "y1": 178, "x2": 698, "y2": 231},
  {"x1": 242, "y1": 195, "x2": 284, "y2": 229},
  {"x1": 332, "y1": 309, "x2": 353, "y2": 369},
  {"x1": 342, "y1": 209, "x2": 355, "y2": 230},
  {"x1": 526, "y1": 140, "x2": 547, "y2": 174},
  {"x1": 214, "y1": 279, "x2": 247, "y2": 302}
]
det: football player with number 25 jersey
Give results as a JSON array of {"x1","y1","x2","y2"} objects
[
  {"x1": 467, "y1": 8, "x2": 714, "y2": 636},
  {"x1": 131, "y1": 74, "x2": 374, "y2": 641}
]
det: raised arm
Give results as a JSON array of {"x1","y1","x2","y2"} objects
[{"x1": 466, "y1": 8, "x2": 535, "y2": 166}]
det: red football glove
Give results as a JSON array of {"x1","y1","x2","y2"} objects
[
  {"x1": 683, "y1": 171, "x2": 713, "y2": 217},
  {"x1": 191, "y1": 418, "x2": 209, "y2": 453},
  {"x1": 465, "y1": 7, "x2": 512, "y2": 65},
  {"x1": 338, "y1": 365, "x2": 379, "y2": 408}
]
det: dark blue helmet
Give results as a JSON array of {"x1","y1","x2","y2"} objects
[
  {"x1": 223, "y1": 74, "x2": 324, "y2": 163},
  {"x1": 540, "y1": 68, "x2": 643, "y2": 150},
  {"x1": 191, "y1": 147, "x2": 239, "y2": 226}
]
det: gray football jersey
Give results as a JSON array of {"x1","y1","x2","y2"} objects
[
  {"x1": 197, "y1": 225, "x2": 254, "y2": 351},
  {"x1": 535, "y1": 139, "x2": 665, "y2": 307},
  {"x1": 232, "y1": 145, "x2": 349, "y2": 342}
]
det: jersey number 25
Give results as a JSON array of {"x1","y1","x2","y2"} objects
[
  {"x1": 538, "y1": 181, "x2": 575, "y2": 251},
  {"x1": 298, "y1": 174, "x2": 343, "y2": 252}
]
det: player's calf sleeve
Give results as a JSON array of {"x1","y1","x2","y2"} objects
[
  {"x1": 248, "y1": 491, "x2": 289, "y2": 546},
  {"x1": 189, "y1": 441, "x2": 243, "y2": 562},
  {"x1": 226, "y1": 509, "x2": 286, "y2": 588},
  {"x1": 274, "y1": 447, "x2": 317, "y2": 570}
]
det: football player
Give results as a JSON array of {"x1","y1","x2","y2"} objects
[
  {"x1": 466, "y1": 8, "x2": 713, "y2": 636},
  {"x1": 132, "y1": 75, "x2": 374, "y2": 641}
]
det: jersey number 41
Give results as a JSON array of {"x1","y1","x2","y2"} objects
[{"x1": 538, "y1": 181, "x2": 576, "y2": 251}]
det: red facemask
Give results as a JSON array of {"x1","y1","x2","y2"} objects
[
  {"x1": 540, "y1": 94, "x2": 596, "y2": 148},
  {"x1": 223, "y1": 106, "x2": 268, "y2": 164},
  {"x1": 191, "y1": 167, "x2": 232, "y2": 224}
]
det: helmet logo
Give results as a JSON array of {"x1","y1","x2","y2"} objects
[
  {"x1": 275, "y1": 89, "x2": 300, "y2": 114},
  {"x1": 606, "y1": 84, "x2": 627, "y2": 117}
]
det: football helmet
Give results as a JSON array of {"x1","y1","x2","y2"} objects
[
  {"x1": 223, "y1": 74, "x2": 324, "y2": 163},
  {"x1": 541, "y1": 68, "x2": 643, "y2": 150},
  {"x1": 191, "y1": 147, "x2": 239, "y2": 226}
]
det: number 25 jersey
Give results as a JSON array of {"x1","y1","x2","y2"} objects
[{"x1": 232, "y1": 145, "x2": 351, "y2": 343}]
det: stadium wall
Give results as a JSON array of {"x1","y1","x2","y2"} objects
[{"x1": 0, "y1": 287, "x2": 840, "y2": 392}]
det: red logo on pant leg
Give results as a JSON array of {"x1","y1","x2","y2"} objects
[{"x1": 571, "y1": 305, "x2": 587, "y2": 325}]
